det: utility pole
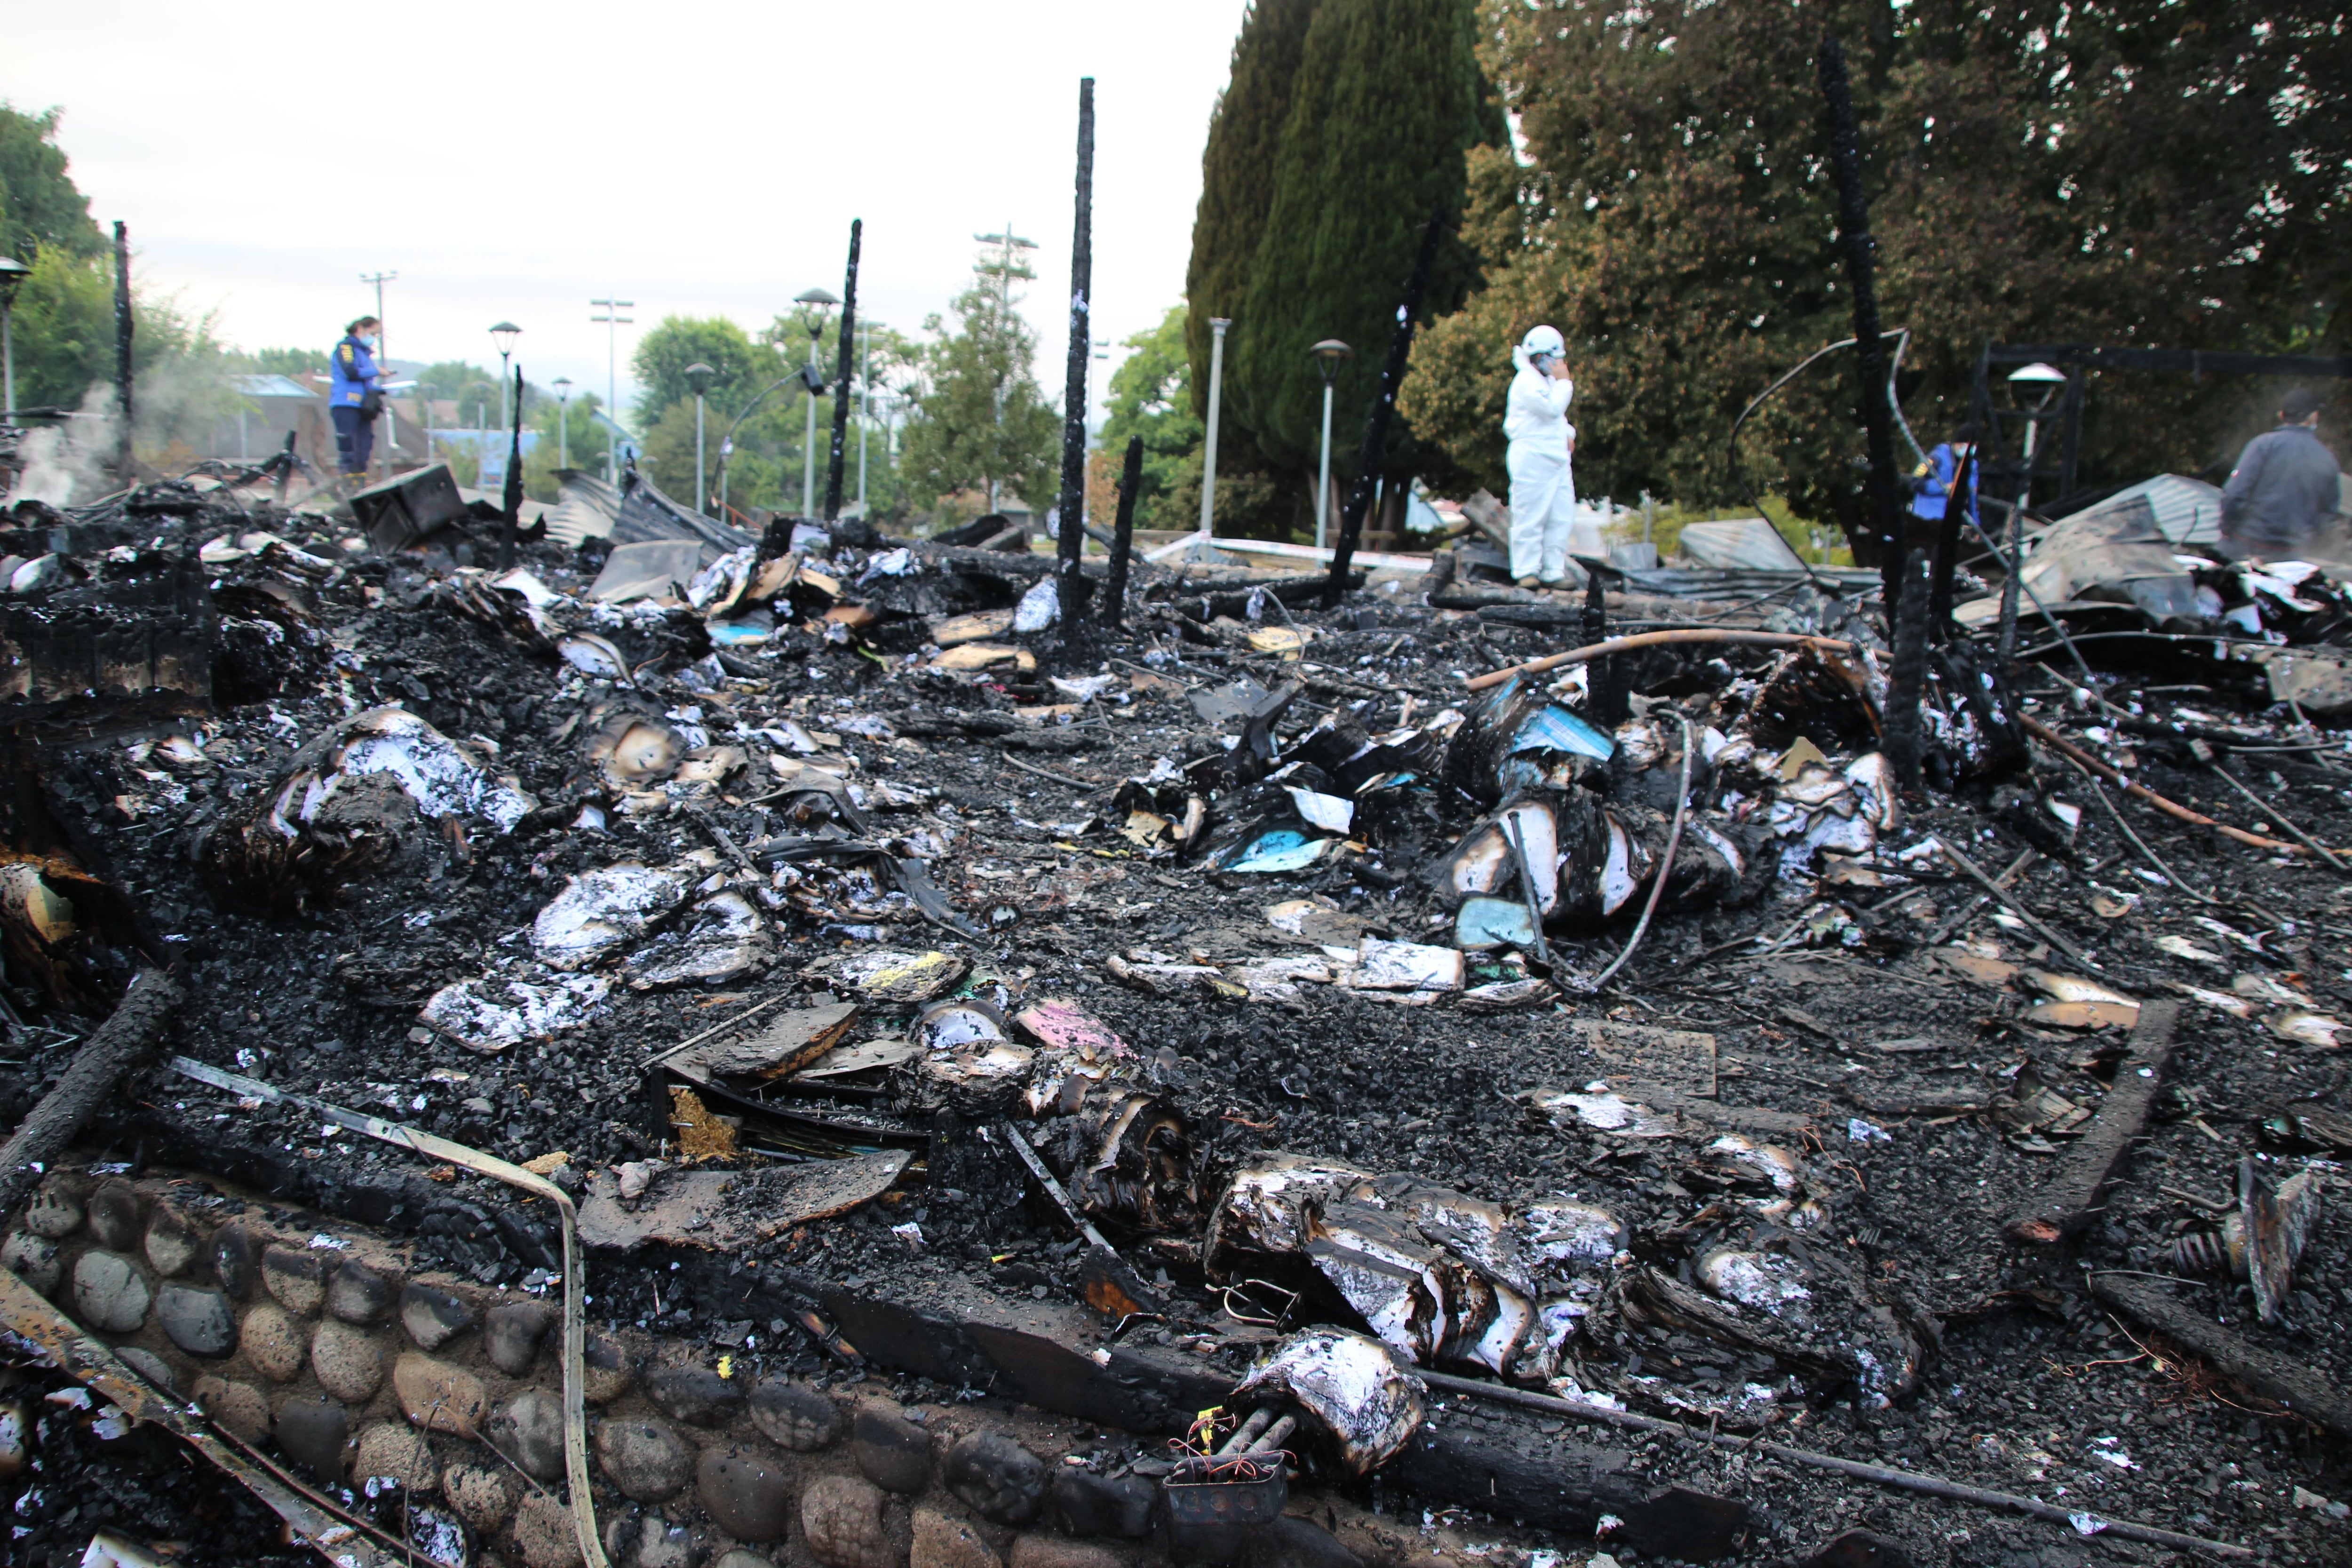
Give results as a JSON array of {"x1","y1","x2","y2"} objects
[
  {"x1": 552, "y1": 378, "x2": 572, "y2": 469},
  {"x1": 590, "y1": 293, "x2": 634, "y2": 482},
  {"x1": 360, "y1": 270, "x2": 397, "y2": 483}
]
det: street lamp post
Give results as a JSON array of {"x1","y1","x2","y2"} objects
[
  {"x1": 685, "y1": 362, "x2": 715, "y2": 512},
  {"x1": 2007, "y1": 361, "x2": 2067, "y2": 514},
  {"x1": 1995, "y1": 361, "x2": 2068, "y2": 665},
  {"x1": 1310, "y1": 339, "x2": 1353, "y2": 551},
  {"x1": 552, "y1": 378, "x2": 572, "y2": 469},
  {"x1": 490, "y1": 322, "x2": 522, "y2": 429},
  {"x1": 793, "y1": 287, "x2": 839, "y2": 517},
  {"x1": 0, "y1": 256, "x2": 29, "y2": 418},
  {"x1": 1196, "y1": 317, "x2": 1231, "y2": 548}
]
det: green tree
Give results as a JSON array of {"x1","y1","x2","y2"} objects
[
  {"x1": 1398, "y1": 1, "x2": 2352, "y2": 547},
  {"x1": 899, "y1": 279, "x2": 1059, "y2": 515},
  {"x1": 1100, "y1": 305, "x2": 1205, "y2": 530},
  {"x1": 0, "y1": 103, "x2": 103, "y2": 263},
  {"x1": 1184, "y1": 0, "x2": 1320, "y2": 413},
  {"x1": 1220, "y1": 0, "x2": 1502, "y2": 486}
]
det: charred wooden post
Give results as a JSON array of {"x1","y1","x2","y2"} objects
[
  {"x1": 1927, "y1": 436, "x2": 1974, "y2": 635},
  {"x1": 111, "y1": 221, "x2": 133, "y2": 478},
  {"x1": 271, "y1": 430, "x2": 295, "y2": 505},
  {"x1": 1581, "y1": 559, "x2": 1630, "y2": 725},
  {"x1": 1816, "y1": 40, "x2": 1904, "y2": 609},
  {"x1": 1104, "y1": 435, "x2": 1142, "y2": 627},
  {"x1": 1883, "y1": 551, "x2": 1931, "y2": 788},
  {"x1": 496, "y1": 366, "x2": 525, "y2": 570},
  {"x1": 824, "y1": 218, "x2": 862, "y2": 523},
  {"x1": 1055, "y1": 79, "x2": 1097, "y2": 642},
  {"x1": 1326, "y1": 206, "x2": 1445, "y2": 608},
  {"x1": 0, "y1": 967, "x2": 181, "y2": 1218}
]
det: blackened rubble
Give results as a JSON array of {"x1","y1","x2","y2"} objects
[{"x1": 5, "y1": 471, "x2": 2352, "y2": 1564}]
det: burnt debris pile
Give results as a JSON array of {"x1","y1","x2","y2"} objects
[{"x1": 0, "y1": 466, "x2": 2350, "y2": 1566}]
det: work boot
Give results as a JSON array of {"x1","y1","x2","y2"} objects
[{"x1": 1515, "y1": 576, "x2": 1540, "y2": 589}]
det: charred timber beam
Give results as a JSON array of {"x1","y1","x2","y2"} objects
[
  {"x1": 1325, "y1": 208, "x2": 1444, "y2": 608},
  {"x1": 2003, "y1": 1000, "x2": 2179, "y2": 1244},
  {"x1": 1816, "y1": 40, "x2": 1903, "y2": 602},
  {"x1": 0, "y1": 967, "x2": 180, "y2": 1217},
  {"x1": 1055, "y1": 80, "x2": 1096, "y2": 641},
  {"x1": 1465, "y1": 629, "x2": 1859, "y2": 693},
  {"x1": 1103, "y1": 435, "x2": 1141, "y2": 627},
  {"x1": 2092, "y1": 1272, "x2": 2352, "y2": 1438},
  {"x1": 824, "y1": 219, "x2": 862, "y2": 523}
]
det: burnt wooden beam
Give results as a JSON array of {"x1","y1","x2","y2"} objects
[
  {"x1": 2003, "y1": 999, "x2": 2180, "y2": 1245},
  {"x1": 0, "y1": 967, "x2": 181, "y2": 1217},
  {"x1": 2092, "y1": 1271, "x2": 2352, "y2": 1437}
]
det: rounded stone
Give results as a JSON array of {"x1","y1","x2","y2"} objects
[
  {"x1": 310, "y1": 1319, "x2": 388, "y2": 1402},
  {"x1": 1048, "y1": 1469, "x2": 1155, "y2": 1539},
  {"x1": 943, "y1": 1431, "x2": 1048, "y2": 1524},
  {"x1": 646, "y1": 1364, "x2": 745, "y2": 1427},
  {"x1": 582, "y1": 1332, "x2": 632, "y2": 1402},
  {"x1": 211, "y1": 1222, "x2": 257, "y2": 1299},
  {"x1": 596, "y1": 1417, "x2": 691, "y2": 1502},
  {"x1": 624, "y1": 1516, "x2": 700, "y2": 1568},
  {"x1": 914, "y1": 1507, "x2": 1004, "y2": 1568},
  {"x1": 714, "y1": 1556, "x2": 779, "y2": 1568},
  {"x1": 193, "y1": 1375, "x2": 270, "y2": 1443},
  {"x1": 698, "y1": 1444, "x2": 795, "y2": 1542},
  {"x1": 156, "y1": 1282, "x2": 238, "y2": 1358},
  {"x1": 393, "y1": 1353, "x2": 486, "y2": 1434},
  {"x1": 1008, "y1": 1541, "x2": 1121, "y2": 1568},
  {"x1": 72, "y1": 1249, "x2": 152, "y2": 1333},
  {"x1": 803, "y1": 1473, "x2": 898, "y2": 1568},
  {"x1": 353, "y1": 1420, "x2": 438, "y2": 1494},
  {"x1": 514, "y1": 1489, "x2": 587, "y2": 1568},
  {"x1": 273, "y1": 1393, "x2": 350, "y2": 1480},
  {"x1": 484, "y1": 1298, "x2": 555, "y2": 1374},
  {"x1": 399, "y1": 1281, "x2": 475, "y2": 1351},
  {"x1": 442, "y1": 1462, "x2": 516, "y2": 1532},
  {"x1": 117, "y1": 1345, "x2": 178, "y2": 1395},
  {"x1": 753, "y1": 1379, "x2": 845, "y2": 1450},
  {"x1": 87, "y1": 1180, "x2": 146, "y2": 1252},
  {"x1": 3, "y1": 1230, "x2": 62, "y2": 1296},
  {"x1": 24, "y1": 1182, "x2": 84, "y2": 1239},
  {"x1": 241, "y1": 1302, "x2": 306, "y2": 1381},
  {"x1": 852, "y1": 1401, "x2": 933, "y2": 1494},
  {"x1": 262, "y1": 1245, "x2": 328, "y2": 1315},
  {"x1": 488, "y1": 1387, "x2": 565, "y2": 1482},
  {"x1": 143, "y1": 1204, "x2": 201, "y2": 1277},
  {"x1": 326, "y1": 1260, "x2": 397, "y2": 1325}
]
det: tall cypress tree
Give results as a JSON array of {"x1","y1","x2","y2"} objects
[
  {"x1": 1184, "y1": 0, "x2": 1321, "y2": 415},
  {"x1": 1227, "y1": 0, "x2": 1502, "y2": 479}
]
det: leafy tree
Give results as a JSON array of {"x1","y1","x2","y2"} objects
[
  {"x1": 228, "y1": 347, "x2": 327, "y2": 378},
  {"x1": 1220, "y1": 0, "x2": 1502, "y2": 484},
  {"x1": 1397, "y1": 1, "x2": 2352, "y2": 549},
  {"x1": 1185, "y1": 0, "x2": 1321, "y2": 412},
  {"x1": 1099, "y1": 305, "x2": 1204, "y2": 529},
  {"x1": 899, "y1": 278, "x2": 1059, "y2": 514},
  {"x1": 0, "y1": 103, "x2": 103, "y2": 263}
]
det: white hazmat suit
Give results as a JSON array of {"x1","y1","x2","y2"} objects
[{"x1": 1503, "y1": 325, "x2": 1597, "y2": 583}]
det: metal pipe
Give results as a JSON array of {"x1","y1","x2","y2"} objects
[
  {"x1": 1316, "y1": 380, "x2": 1335, "y2": 550},
  {"x1": 1197, "y1": 318, "x2": 1229, "y2": 547}
]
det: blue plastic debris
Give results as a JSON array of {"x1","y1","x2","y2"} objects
[{"x1": 1454, "y1": 896, "x2": 1538, "y2": 951}]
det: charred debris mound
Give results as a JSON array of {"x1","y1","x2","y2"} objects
[{"x1": 0, "y1": 476, "x2": 2350, "y2": 1566}]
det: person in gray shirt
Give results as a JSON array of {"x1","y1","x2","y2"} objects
[{"x1": 2219, "y1": 387, "x2": 2340, "y2": 560}]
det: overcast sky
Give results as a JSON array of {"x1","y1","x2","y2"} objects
[{"x1": 5, "y1": 0, "x2": 1245, "y2": 425}]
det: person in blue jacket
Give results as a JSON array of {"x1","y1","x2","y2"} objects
[
  {"x1": 329, "y1": 316, "x2": 384, "y2": 484},
  {"x1": 1908, "y1": 423, "x2": 1979, "y2": 533}
]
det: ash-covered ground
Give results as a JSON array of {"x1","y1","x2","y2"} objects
[{"x1": 7, "y1": 483, "x2": 2352, "y2": 1565}]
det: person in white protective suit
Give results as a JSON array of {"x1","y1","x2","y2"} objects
[{"x1": 1503, "y1": 325, "x2": 1598, "y2": 586}]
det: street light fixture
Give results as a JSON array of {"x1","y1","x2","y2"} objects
[
  {"x1": 551, "y1": 378, "x2": 572, "y2": 470},
  {"x1": 0, "y1": 255, "x2": 30, "y2": 419},
  {"x1": 489, "y1": 322, "x2": 523, "y2": 429},
  {"x1": 685, "y1": 362, "x2": 716, "y2": 514},
  {"x1": 1310, "y1": 339, "x2": 1353, "y2": 550},
  {"x1": 2007, "y1": 361, "x2": 2067, "y2": 510},
  {"x1": 793, "y1": 287, "x2": 840, "y2": 517}
]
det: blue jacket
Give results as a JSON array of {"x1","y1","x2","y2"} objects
[
  {"x1": 330, "y1": 335, "x2": 381, "y2": 408},
  {"x1": 1908, "y1": 442, "x2": 1979, "y2": 527}
]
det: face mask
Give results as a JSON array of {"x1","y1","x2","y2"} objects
[{"x1": 359, "y1": 334, "x2": 378, "y2": 349}]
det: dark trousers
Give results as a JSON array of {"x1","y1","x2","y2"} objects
[{"x1": 331, "y1": 405, "x2": 375, "y2": 476}]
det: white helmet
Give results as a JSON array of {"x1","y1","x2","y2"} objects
[{"x1": 1520, "y1": 325, "x2": 1565, "y2": 358}]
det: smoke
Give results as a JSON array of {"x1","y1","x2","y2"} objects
[{"x1": 8, "y1": 384, "x2": 121, "y2": 507}]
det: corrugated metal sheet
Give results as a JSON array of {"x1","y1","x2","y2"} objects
[{"x1": 2066, "y1": 474, "x2": 2225, "y2": 545}]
